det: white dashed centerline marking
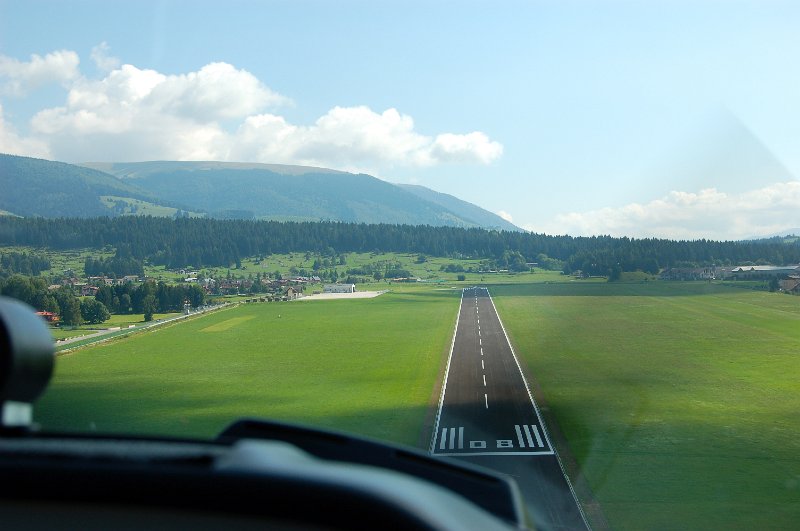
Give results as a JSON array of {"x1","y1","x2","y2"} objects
[
  {"x1": 483, "y1": 374, "x2": 487, "y2": 386},
  {"x1": 484, "y1": 393, "x2": 488, "y2": 409},
  {"x1": 481, "y1": 359, "x2": 484, "y2": 369}
]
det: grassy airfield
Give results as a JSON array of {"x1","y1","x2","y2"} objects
[{"x1": 36, "y1": 278, "x2": 800, "y2": 530}]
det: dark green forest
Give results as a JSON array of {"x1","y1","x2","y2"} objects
[
  {"x1": 1, "y1": 216, "x2": 798, "y2": 275},
  {"x1": 1, "y1": 251, "x2": 51, "y2": 276}
]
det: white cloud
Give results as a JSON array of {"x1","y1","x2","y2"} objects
[
  {"x1": 497, "y1": 210, "x2": 513, "y2": 223},
  {"x1": 23, "y1": 59, "x2": 293, "y2": 161},
  {"x1": 151, "y1": 62, "x2": 291, "y2": 120},
  {"x1": 431, "y1": 132, "x2": 503, "y2": 165},
  {"x1": 541, "y1": 183, "x2": 800, "y2": 240},
  {"x1": 90, "y1": 42, "x2": 120, "y2": 72},
  {"x1": 31, "y1": 61, "x2": 289, "y2": 137},
  {"x1": 0, "y1": 50, "x2": 80, "y2": 96},
  {"x1": 0, "y1": 104, "x2": 51, "y2": 158},
  {"x1": 230, "y1": 106, "x2": 504, "y2": 171},
  {"x1": 14, "y1": 52, "x2": 502, "y2": 170}
]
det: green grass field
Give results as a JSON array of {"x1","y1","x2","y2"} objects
[
  {"x1": 491, "y1": 281, "x2": 800, "y2": 530},
  {"x1": 31, "y1": 276, "x2": 800, "y2": 529},
  {"x1": 36, "y1": 289, "x2": 459, "y2": 446},
  {"x1": 100, "y1": 196, "x2": 205, "y2": 218}
]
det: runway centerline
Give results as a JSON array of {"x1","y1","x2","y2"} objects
[{"x1": 429, "y1": 286, "x2": 589, "y2": 530}]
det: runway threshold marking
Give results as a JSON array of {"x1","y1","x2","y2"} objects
[{"x1": 435, "y1": 424, "x2": 553, "y2": 455}]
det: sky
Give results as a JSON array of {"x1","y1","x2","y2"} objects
[{"x1": 1, "y1": 0, "x2": 799, "y2": 240}]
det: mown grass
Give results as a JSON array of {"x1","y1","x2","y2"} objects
[
  {"x1": 36, "y1": 290, "x2": 459, "y2": 446},
  {"x1": 491, "y1": 281, "x2": 800, "y2": 530}
]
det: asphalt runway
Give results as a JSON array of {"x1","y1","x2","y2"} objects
[{"x1": 431, "y1": 287, "x2": 589, "y2": 530}]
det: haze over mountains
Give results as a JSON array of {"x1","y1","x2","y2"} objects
[{"x1": 0, "y1": 154, "x2": 520, "y2": 231}]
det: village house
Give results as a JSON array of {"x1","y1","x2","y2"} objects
[
  {"x1": 36, "y1": 311, "x2": 59, "y2": 323},
  {"x1": 779, "y1": 277, "x2": 800, "y2": 294},
  {"x1": 81, "y1": 285, "x2": 100, "y2": 297},
  {"x1": 659, "y1": 267, "x2": 716, "y2": 281},
  {"x1": 285, "y1": 287, "x2": 301, "y2": 300}
]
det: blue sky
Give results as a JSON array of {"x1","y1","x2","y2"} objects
[{"x1": 1, "y1": 0, "x2": 799, "y2": 239}]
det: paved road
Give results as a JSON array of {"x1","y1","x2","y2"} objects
[
  {"x1": 55, "y1": 304, "x2": 228, "y2": 350},
  {"x1": 431, "y1": 287, "x2": 589, "y2": 530}
]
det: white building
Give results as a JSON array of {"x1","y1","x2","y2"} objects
[
  {"x1": 725, "y1": 265, "x2": 800, "y2": 279},
  {"x1": 323, "y1": 283, "x2": 356, "y2": 294}
]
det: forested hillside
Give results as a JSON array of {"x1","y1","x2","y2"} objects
[
  {"x1": 1, "y1": 216, "x2": 798, "y2": 274},
  {"x1": 0, "y1": 154, "x2": 519, "y2": 229},
  {"x1": 0, "y1": 154, "x2": 159, "y2": 217},
  {"x1": 85, "y1": 160, "x2": 517, "y2": 228}
]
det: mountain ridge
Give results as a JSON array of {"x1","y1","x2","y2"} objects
[{"x1": 0, "y1": 153, "x2": 521, "y2": 230}]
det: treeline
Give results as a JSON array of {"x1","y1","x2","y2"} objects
[
  {"x1": 94, "y1": 282, "x2": 204, "y2": 315},
  {"x1": 0, "y1": 274, "x2": 205, "y2": 325},
  {"x1": 1, "y1": 216, "x2": 799, "y2": 274},
  {"x1": 84, "y1": 255, "x2": 144, "y2": 278},
  {"x1": 0, "y1": 251, "x2": 51, "y2": 276},
  {"x1": 346, "y1": 260, "x2": 411, "y2": 280},
  {"x1": 0, "y1": 275, "x2": 100, "y2": 325}
]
